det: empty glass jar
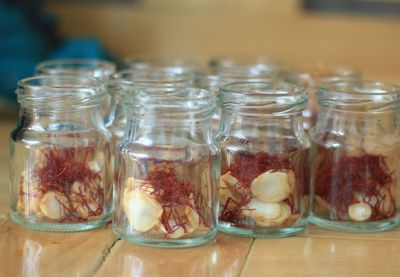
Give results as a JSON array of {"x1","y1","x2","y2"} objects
[
  {"x1": 284, "y1": 65, "x2": 362, "y2": 131},
  {"x1": 123, "y1": 57, "x2": 198, "y2": 76},
  {"x1": 217, "y1": 82, "x2": 310, "y2": 238},
  {"x1": 310, "y1": 81, "x2": 400, "y2": 232},
  {"x1": 9, "y1": 76, "x2": 112, "y2": 231},
  {"x1": 113, "y1": 87, "x2": 220, "y2": 248}
]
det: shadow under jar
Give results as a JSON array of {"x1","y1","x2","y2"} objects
[
  {"x1": 310, "y1": 81, "x2": 400, "y2": 232},
  {"x1": 9, "y1": 76, "x2": 112, "y2": 232},
  {"x1": 217, "y1": 82, "x2": 310, "y2": 238},
  {"x1": 112, "y1": 87, "x2": 220, "y2": 248}
]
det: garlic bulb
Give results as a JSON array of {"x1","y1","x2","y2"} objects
[
  {"x1": 251, "y1": 170, "x2": 291, "y2": 203},
  {"x1": 123, "y1": 188, "x2": 163, "y2": 232},
  {"x1": 244, "y1": 199, "x2": 291, "y2": 226},
  {"x1": 39, "y1": 192, "x2": 68, "y2": 220},
  {"x1": 348, "y1": 202, "x2": 372, "y2": 222}
]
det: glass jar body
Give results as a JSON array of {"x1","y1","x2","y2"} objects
[
  {"x1": 113, "y1": 119, "x2": 220, "y2": 247},
  {"x1": 310, "y1": 109, "x2": 400, "y2": 232},
  {"x1": 217, "y1": 115, "x2": 310, "y2": 238},
  {"x1": 10, "y1": 108, "x2": 112, "y2": 231}
]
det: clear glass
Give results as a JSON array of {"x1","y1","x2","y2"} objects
[
  {"x1": 209, "y1": 56, "x2": 281, "y2": 75},
  {"x1": 105, "y1": 69, "x2": 193, "y2": 147},
  {"x1": 35, "y1": 59, "x2": 116, "y2": 117},
  {"x1": 310, "y1": 81, "x2": 400, "y2": 232},
  {"x1": 284, "y1": 65, "x2": 362, "y2": 131},
  {"x1": 123, "y1": 57, "x2": 198, "y2": 76},
  {"x1": 9, "y1": 76, "x2": 112, "y2": 232},
  {"x1": 195, "y1": 65, "x2": 280, "y2": 135},
  {"x1": 217, "y1": 82, "x2": 310, "y2": 238},
  {"x1": 112, "y1": 87, "x2": 220, "y2": 248}
]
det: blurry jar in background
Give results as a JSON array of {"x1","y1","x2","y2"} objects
[
  {"x1": 9, "y1": 76, "x2": 112, "y2": 231},
  {"x1": 208, "y1": 56, "x2": 281, "y2": 76},
  {"x1": 284, "y1": 65, "x2": 362, "y2": 131},
  {"x1": 123, "y1": 57, "x2": 198, "y2": 76},
  {"x1": 35, "y1": 59, "x2": 116, "y2": 117},
  {"x1": 106, "y1": 69, "x2": 193, "y2": 146},
  {"x1": 113, "y1": 87, "x2": 220, "y2": 247},
  {"x1": 217, "y1": 82, "x2": 310, "y2": 238},
  {"x1": 310, "y1": 81, "x2": 400, "y2": 232},
  {"x1": 195, "y1": 59, "x2": 281, "y2": 134}
]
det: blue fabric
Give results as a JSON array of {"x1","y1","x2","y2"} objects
[{"x1": 0, "y1": 1, "x2": 115, "y2": 101}]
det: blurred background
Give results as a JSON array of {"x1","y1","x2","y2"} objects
[{"x1": 1, "y1": 0, "x2": 400, "y2": 115}]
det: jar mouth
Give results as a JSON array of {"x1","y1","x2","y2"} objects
[
  {"x1": 220, "y1": 81, "x2": 307, "y2": 117},
  {"x1": 123, "y1": 57, "x2": 198, "y2": 75},
  {"x1": 112, "y1": 69, "x2": 193, "y2": 88},
  {"x1": 209, "y1": 56, "x2": 281, "y2": 72},
  {"x1": 123, "y1": 87, "x2": 216, "y2": 118},
  {"x1": 35, "y1": 59, "x2": 116, "y2": 79},
  {"x1": 284, "y1": 66, "x2": 362, "y2": 87},
  {"x1": 318, "y1": 81, "x2": 400, "y2": 113},
  {"x1": 17, "y1": 76, "x2": 104, "y2": 107}
]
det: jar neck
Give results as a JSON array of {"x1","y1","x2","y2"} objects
[
  {"x1": 17, "y1": 105, "x2": 106, "y2": 130},
  {"x1": 313, "y1": 107, "x2": 398, "y2": 138},
  {"x1": 219, "y1": 112, "x2": 305, "y2": 138}
]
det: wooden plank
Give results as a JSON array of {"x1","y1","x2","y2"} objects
[
  {"x1": 303, "y1": 224, "x2": 400, "y2": 241},
  {"x1": 97, "y1": 233, "x2": 253, "y2": 277},
  {"x1": 242, "y1": 236, "x2": 400, "y2": 277},
  {"x1": 0, "y1": 219, "x2": 117, "y2": 277}
]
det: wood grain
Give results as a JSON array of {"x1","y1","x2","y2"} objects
[
  {"x1": 0, "y1": 220, "x2": 117, "y2": 277},
  {"x1": 242, "y1": 236, "x2": 400, "y2": 277},
  {"x1": 97, "y1": 233, "x2": 253, "y2": 277}
]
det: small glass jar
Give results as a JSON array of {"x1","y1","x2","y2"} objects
[
  {"x1": 35, "y1": 59, "x2": 116, "y2": 116},
  {"x1": 217, "y1": 82, "x2": 310, "y2": 238},
  {"x1": 310, "y1": 81, "x2": 400, "y2": 232},
  {"x1": 9, "y1": 76, "x2": 112, "y2": 232},
  {"x1": 113, "y1": 87, "x2": 220, "y2": 248},
  {"x1": 106, "y1": 69, "x2": 193, "y2": 145},
  {"x1": 284, "y1": 65, "x2": 362, "y2": 131},
  {"x1": 209, "y1": 56, "x2": 281, "y2": 75}
]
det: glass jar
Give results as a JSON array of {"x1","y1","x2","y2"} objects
[
  {"x1": 310, "y1": 81, "x2": 400, "y2": 232},
  {"x1": 35, "y1": 59, "x2": 116, "y2": 116},
  {"x1": 113, "y1": 87, "x2": 220, "y2": 248},
  {"x1": 208, "y1": 56, "x2": 281, "y2": 75},
  {"x1": 106, "y1": 69, "x2": 193, "y2": 146},
  {"x1": 123, "y1": 57, "x2": 198, "y2": 76},
  {"x1": 9, "y1": 76, "x2": 112, "y2": 232},
  {"x1": 217, "y1": 82, "x2": 310, "y2": 238},
  {"x1": 284, "y1": 65, "x2": 362, "y2": 131}
]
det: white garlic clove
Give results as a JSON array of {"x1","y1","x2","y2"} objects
[
  {"x1": 123, "y1": 188, "x2": 163, "y2": 232},
  {"x1": 245, "y1": 199, "x2": 292, "y2": 226},
  {"x1": 348, "y1": 202, "x2": 372, "y2": 222},
  {"x1": 39, "y1": 192, "x2": 68, "y2": 220},
  {"x1": 160, "y1": 219, "x2": 194, "y2": 239},
  {"x1": 251, "y1": 170, "x2": 291, "y2": 203},
  {"x1": 220, "y1": 172, "x2": 243, "y2": 201},
  {"x1": 126, "y1": 177, "x2": 154, "y2": 194},
  {"x1": 88, "y1": 151, "x2": 105, "y2": 173}
]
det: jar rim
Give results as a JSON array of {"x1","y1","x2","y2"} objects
[
  {"x1": 123, "y1": 57, "x2": 198, "y2": 73},
  {"x1": 318, "y1": 80, "x2": 400, "y2": 96},
  {"x1": 209, "y1": 56, "x2": 281, "y2": 71},
  {"x1": 16, "y1": 75, "x2": 105, "y2": 107},
  {"x1": 35, "y1": 59, "x2": 116, "y2": 78},
  {"x1": 284, "y1": 65, "x2": 362, "y2": 82},
  {"x1": 221, "y1": 81, "x2": 305, "y2": 97}
]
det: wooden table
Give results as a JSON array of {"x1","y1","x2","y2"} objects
[{"x1": 1, "y1": 117, "x2": 400, "y2": 277}]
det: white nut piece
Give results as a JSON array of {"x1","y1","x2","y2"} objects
[
  {"x1": 348, "y1": 202, "x2": 372, "y2": 222},
  {"x1": 39, "y1": 192, "x2": 68, "y2": 220},
  {"x1": 160, "y1": 219, "x2": 194, "y2": 239},
  {"x1": 244, "y1": 199, "x2": 292, "y2": 226},
  {"x1": 251, "y1": 170, "x2": 292, "y2": 203},
  {"x1": 220, "y1": 172, "x2": 243, "y2": 202},
  {"x1": 88, "y1": 151, "x2": 105, "y2": 173},
  {"x1": 123, "y1": 188, "x2": 163, "y2": 232}
]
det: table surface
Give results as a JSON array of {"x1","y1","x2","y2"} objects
[{"x1": 1, "y1": 117, "x2": 400, "y2": 277}]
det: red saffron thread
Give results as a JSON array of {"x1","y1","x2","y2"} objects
[
  {"x1": 314, "y1": 145, "x2": 396, "y2": 221},
  {"x1": 219, "y1": 151, "x2": 295, "y2": 225},
  {"x1": 19, "y1": 147, "x2": 104, "y2": 223},
  {"x1": 146, "y1": 161, "x2": 209, "y2": 237}
]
